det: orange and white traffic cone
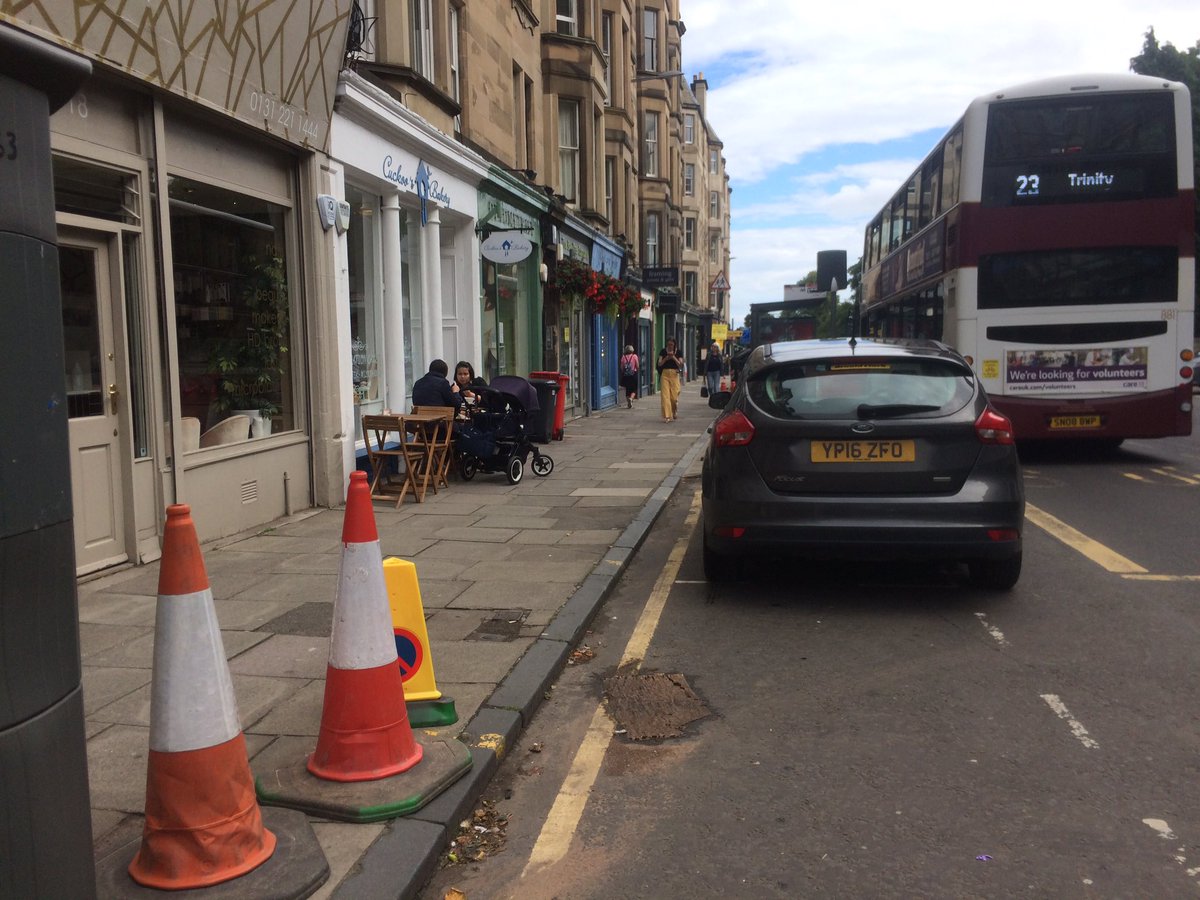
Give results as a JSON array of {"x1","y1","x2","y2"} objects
[
  {"x1": 91, "y1": 505, "x2": 329, "y2": 898},
  {"x1": 307, "y1": 471, "x2": 423, "y2": 781},
  {"x1": 256, "y1": 472, "x2": 471, "y2": 823},
  {"x1": 126, "y1": 504, "x2": 276, "y2": 889}
]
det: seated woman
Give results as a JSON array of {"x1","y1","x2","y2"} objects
[{"x1": 451, "y1": 360, "x2": 480, "y2": 421}]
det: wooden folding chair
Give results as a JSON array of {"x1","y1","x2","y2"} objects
[
  {"x1": 361, "y1": 414, "x2": 408, "y2": 504},
  {"x1": 411, "y1": 406, "x2": 455, "y2": 494}
]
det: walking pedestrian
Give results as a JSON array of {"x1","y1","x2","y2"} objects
[
  {"x1": 704, "y1": 342, "x2": 724, "y2": 397},
  {"x1": 619, "y1": 345, "x2": 640, "y2": 408},
  {"x1": 657, "y1": 338, "x2": 683, "y2": 422}
]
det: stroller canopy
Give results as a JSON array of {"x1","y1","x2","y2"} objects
[{"x1": 487, "y1": 375, "x2": 540, "y2": 413}]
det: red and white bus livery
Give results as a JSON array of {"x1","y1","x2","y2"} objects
[{"x1": 861, "y1": 73, "x2": 1195, "y2": 442}]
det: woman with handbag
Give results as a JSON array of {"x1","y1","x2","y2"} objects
[
  {"x1": 619, "y1": 345, "x2": 640, "y2": 408},
  {"x1": 657, "y1": 338, "x2": 683, "y2": 423}
]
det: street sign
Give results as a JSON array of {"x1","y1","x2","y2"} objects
[
  {"x1": 643, "y1": 266, "x2": 679, "y2": 288},
  {"x1": 711, "y1": 323, "x2": 729, "y2": 341},
  {"x1": 710, "y1": 271, "x2": 730, "y2": 291},
  {"x1": 393, "y1": 627, "x2": 425, "y2": 682}
]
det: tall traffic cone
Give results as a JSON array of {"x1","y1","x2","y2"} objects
[
  {"x1": 94, "y1": 504, "x2": 329, "y2": 898},
  {"x1": 307, "y1": 471, "x2": 423, "y2": 781},
  {"x1": 256, "y1": 472, "x2": 471, "y2": 822}
]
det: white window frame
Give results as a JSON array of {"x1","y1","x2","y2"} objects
[
  {"x1": 412, "y1": 0, "x2": 434, "y2": 79},
  {"x1": 642, "y1": 8, "x2": 658, "y2": 70},
  {"x1": 684, "y1": 270, "x2": 697, "y2": 306},
  {"x1": 558, "y1": 99, "x2": 581, "y2": 202},
  {"x1": 709, "y1": 147, "x2": 719, "y2": 174},
  {"x1": 684, "y1": 217, "x2": 696, "y2": 250},
  {"x1": 683, "y1": 162, "x2": 694, "y2": 196},
  {"x1": 645, "y1": 212, "x2": 660, "y2": 266},
  {"x1": 449, "y1": 5, "x2": 462, "y2": 131},
  {"x1": 709, "y1": 190, "x2": 719, "y2": 218},
  {"x1": 601, "y1": 12, "x2": 613, "y2": 104},
  {"x1": 684, "y1": 113, "x2": 695, "y2": 144},
  {"x1": 709, "y1": 233, "x2": 720, "y2": 264},
  {"x1": 643, "y1": 111, "x2": 658, "y2": 177},
  {"x1": 556, "y1": 0, "x2": 577, "y2": 36},
  {"x1": 605, "y1": 156, "x2": 615, "y2": 225}
]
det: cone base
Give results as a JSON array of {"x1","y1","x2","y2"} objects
[
  {"x1": 256, "y1": 732, "x2": 472, "y2": 824},
  {"x1": 407, "y1": 696, "x2": 458, "y2": 728},
  {"x1": 95, "y1": 808, "x2": 329, "y2": 900}
]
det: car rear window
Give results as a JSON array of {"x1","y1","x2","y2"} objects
[{"x1": 746, "y1": 356, "x2": 975, "y2": 420}]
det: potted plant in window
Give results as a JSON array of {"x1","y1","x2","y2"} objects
[{"x1": 210, "y1": 251, "x2": 288, "y2": 438}]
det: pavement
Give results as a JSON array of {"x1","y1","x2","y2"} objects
[{"x1": 83, "y1": 383, "x2": 713, "y2": 899}]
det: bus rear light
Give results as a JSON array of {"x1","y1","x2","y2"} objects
[
  {"x1": 714, "y1": 526, "x2": 746, "y2": 538},
  {"x1": 987, "y1": 529, "x2": 1020, "y2": 542},
  {"x1": 713, "y1": 409, "x2": 755, "y2": 447},
  {"x1": 1181, "y1": 366, "x2": 1194, "y2": 381},
  {"x1": 963, "y1": 355, "x2": 974, "y2": 366},
  {"x1": 1182, "y1": 348, "x2": 1195, "y2": 362},
  {"x1": 975, "y1": 407, "x2": 1015, "y2": 445}
]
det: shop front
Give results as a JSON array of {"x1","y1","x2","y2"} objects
[
  {"x1": 13, "y1": 3, "x2": 350, "y2": 573},
  {"x1": 329, "y1": 73, "x2": 484, "y2": 482},
  {"x1": 476, "y1": 173, "x2": 547, "y2": 386}
]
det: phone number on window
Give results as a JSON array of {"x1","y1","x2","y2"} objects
[{"x1": 246, "y1": 91, "x2": 321, "y2": 141}]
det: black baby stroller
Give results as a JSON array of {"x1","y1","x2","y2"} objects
[{"x1": 455, "y1": 375, "x2": 555, "y2": 485}]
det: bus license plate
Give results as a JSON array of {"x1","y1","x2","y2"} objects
[
  {"x1": 1049, "y1": 415, "x2": 1101, "y2": 429},
  {"x1": 811, "y1": 440, "x2": 916, "y2": 463}
]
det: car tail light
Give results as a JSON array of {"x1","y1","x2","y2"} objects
[
  {"x1": 987, "y1": 528, "x2": 1019, "y2": 542},
  {"x1": 714, "y1": 526, "x2": 746, "y2": 538},
  {"x1": 714, "y1": 409, "x2": 755, "y2": 447},
  {"x1": 975, "y1": 407, "x2": 1015, "y2": 445}
]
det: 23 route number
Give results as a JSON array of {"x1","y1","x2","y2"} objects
[{"x1": 1015, "y1": 174, "x2": 1040, "y2": 197}]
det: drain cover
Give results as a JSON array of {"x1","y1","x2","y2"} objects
[
  {"x1": 603, "y1": 672, "x2": 710, "y2": 741},
  {"x1": 465, "y1": 610, "x2": 529, "y2": 642}
]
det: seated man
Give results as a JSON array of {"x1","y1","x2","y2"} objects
[{"x1": 411, "y1": 359, "x2": 463, "y2": 410}]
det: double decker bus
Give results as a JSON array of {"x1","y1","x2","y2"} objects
[{"x1": 861, "y1": 73, "x2": 1195, "y2": 442}]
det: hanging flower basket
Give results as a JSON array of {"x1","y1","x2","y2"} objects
[{"x1": 557, "y1": 257, "x2": 640, "y2": 320}]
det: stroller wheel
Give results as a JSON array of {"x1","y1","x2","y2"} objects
[
  {"x1": 531, "y1": 454, "x2": 554, "y2": 477},
  {"x1": 505, "y1": 455, "x2": 524, "y2": 485},
  {"x1": 459, "y1": 455, "x2": 478, "y2": 481}
]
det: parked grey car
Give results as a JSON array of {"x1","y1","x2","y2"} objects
[{"x1": 702, "y1": 338, "x2": 1025, "y2": 589}]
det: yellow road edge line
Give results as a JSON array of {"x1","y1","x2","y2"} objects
[
  {"x1": 522, "y1": 488, "x2": 701, "y2": 877},
  {"x1": 1122, "y1": 574, "x2": 1200, "y2": 582},
  {"x1": 1123, "y1": 473, "x2": 1148, "y2": 482},
  {"x1": 1025, "y1": 503, "x2": 1148, "y2": 574},
  {"x1": 1151, "y1": 468, "x2": 1200, "y2": 485}
]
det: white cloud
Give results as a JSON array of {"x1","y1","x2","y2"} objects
[{"x1": 682, "y1": 1, "x2": 1199, "y2": 325}]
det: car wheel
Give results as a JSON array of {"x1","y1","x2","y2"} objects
[
  {"x1": 968, "y1": 553, "x2": 1022, "y2": 590},
  {"x1": 459, "y1": 456, "x2": 478, "y2": 481},
  {"x1": 702, "y1": 536, "x2": 737, "y2": 582},
  {"x1": 505, "y1": 456, "x2": 524, "y2": 485},
  {"x1": 531, "y1": 454, "x2": 554, "y2": 477}
]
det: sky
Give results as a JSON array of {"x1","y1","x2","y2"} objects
[{"x1": 678, "y1": 0, "x2": 1199, "y2": 327}]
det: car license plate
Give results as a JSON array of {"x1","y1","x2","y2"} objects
[
  {"x1": 810, "y1": 440, "x2": 916, "y2": 463},
  {"x1": 1049, "y1": 415, "x2": 1101, "y2": 429}
]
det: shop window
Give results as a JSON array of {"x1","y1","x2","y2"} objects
[
  {"x1": 347, "y1": 185, "x2": 382, "y2": 439},
  {"x1": 169, "y1": 176, "x2": 295, "y2": 439}
]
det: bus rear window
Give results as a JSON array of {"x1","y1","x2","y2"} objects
[
  {"x1": 978, "y1": 247, "x2": 1178, "y2": 309},
  {"x1": 982, "y1": 92, "x2": 1177, "y2": 206}
]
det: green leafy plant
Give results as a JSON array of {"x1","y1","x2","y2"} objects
[{"x1": 211, "y1": 251, "x2": 289, "y2": 419}]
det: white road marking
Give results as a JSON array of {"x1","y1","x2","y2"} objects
[
  {"x1": 1040, "y1": 693, "x2": 1099, "y2": 749},
  {"x1": 569, "y1": 487, "x2": 652, "y2": 497},
  {"x1": 974, "y1": 612, "x2": 1008, "y2": 646}
]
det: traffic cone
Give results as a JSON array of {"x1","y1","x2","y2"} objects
[
  {"x1": 256, "y1": 472, "x2": 471, "y2": 822},
  {"x1": 384, "y1": 556, "x2": 458, "y2": 727},
  {"x1": 307, "y1": 471, "x2": 423, "y2": 781},
  {"x1": 93, "y1": 504, "x2": 329, "y2": 898}
]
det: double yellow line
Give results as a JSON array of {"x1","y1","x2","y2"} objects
[{"x1": 1026, "y1": 503, "x2": 1199, "y2": 581}]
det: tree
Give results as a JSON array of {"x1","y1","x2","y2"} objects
[{"x1": 1131, "y1": 28, "x2": 1200, "y2": 325}]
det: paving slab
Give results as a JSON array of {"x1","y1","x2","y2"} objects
[{"x1": 78, "y1": 387, "x2": 714, "y2": 897}]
